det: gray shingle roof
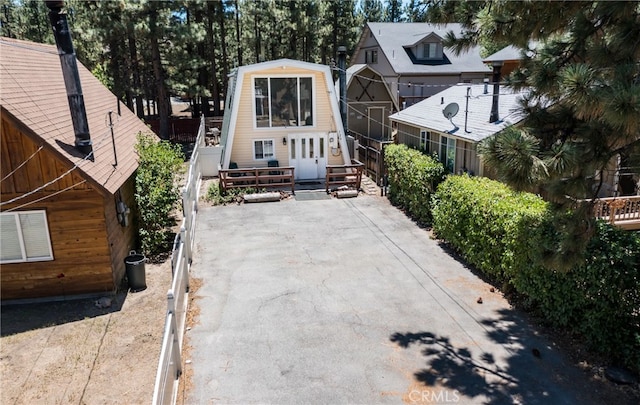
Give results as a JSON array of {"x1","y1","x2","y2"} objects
[
  {"x1": 389, "y1": 83, "x2": 527, "y2": 143},
  {"x1": 0, "y1": 38, "x2": 155, "y2": 195},
  {"x1": 366, "y1": 22, "x2": 492, "y2": 75}
]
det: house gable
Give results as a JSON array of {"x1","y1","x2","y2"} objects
[
  {"x1": 221, "y1": 59, "x2": 350, "y2": 170},
  {"x1": 0, "y1": 37, "x2": 155, "y2": 196}
]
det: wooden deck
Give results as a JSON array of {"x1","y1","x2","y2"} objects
[
  {"x1": 218, "y1": 167, "x2": 295, "y2": 194},
  {"x1": 591, "y1": 195, "x2": 640, "y2": 230}
]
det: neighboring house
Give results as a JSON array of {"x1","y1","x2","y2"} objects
[
  {"x1": 389, "y1": 82, "x2": 526, "y2": 176},
  {"x1": 220, "y1": 58, "x2": 351, "y2": 180},
  {"x1": 343, "y1": 64, "x2": 398, "y2": 141},
  {"x1": 0, "y1": 38, "x2": 155, "y2": 300},
  {"x1": 351, "y1": 22, "x2": 491, "y2": 108},
  {"x1": 482, "y1": 45, "x2": 525, "y2": 79}
]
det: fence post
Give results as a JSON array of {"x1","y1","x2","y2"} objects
[
  {"x1": 181, "y1": 225, "x2": 191, "y2": 265},
  {"x1": 167, "y1": 289, "x2": 176, "y2": 314}
]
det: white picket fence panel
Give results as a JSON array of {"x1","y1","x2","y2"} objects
[{"x1": 152, "y1": 116, "x2": 205, "y2": 405}]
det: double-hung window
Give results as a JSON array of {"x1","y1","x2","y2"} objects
[
  {"x1": 254, "y1": 76, "x2": 313, "y2": 128},
  {"x1": 1, "y1": 210, "x2": 54, "y2": 263},
  {"x1": 254, "y1": 139, "x2": 275, "y2": 160}
]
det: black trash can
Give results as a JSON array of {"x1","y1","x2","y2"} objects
[{"x1": 124, "y1": 250, "x2": 147, "y2": 292}]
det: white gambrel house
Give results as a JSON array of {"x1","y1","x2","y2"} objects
[{"x1": 219, "y1": 59, "x2": 351, "y2": 181}]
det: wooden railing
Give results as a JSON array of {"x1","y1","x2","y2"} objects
[
  {"x1": 219, "y1": 167, "x2": 295, "y2": 194},
  {"x1": 591, "y1": 196, "x2": 640, "y2": 230},
  {"x1": 325, "y1": 160, "x2": 364, "y2": 193}
]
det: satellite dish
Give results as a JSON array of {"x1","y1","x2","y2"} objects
[
  {"x1": 443, "y1": 102, "x2": 460, "y2": 133},
  {"x1": 442, "y1": 103, "x2": 459, "y2": 119}
]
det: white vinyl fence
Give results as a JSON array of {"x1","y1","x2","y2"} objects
[{"x1": 152, "y1": 116, "x2": 205, "y2": 405}]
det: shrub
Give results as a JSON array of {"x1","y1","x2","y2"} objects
[
  {"x1": 432, "y1": 175, "x2": 640, "y2": 372},
  {"x1": 134, "y1": 133, "x2": 184, "y2": 254},
  {"x1": 431, "y1": 175, "x2": 548, "y2": 282},
  {"x1": 385, "y1": 144, "x2": 445, "y2": 225}
]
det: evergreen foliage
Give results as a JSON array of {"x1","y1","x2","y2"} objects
[
  {"x1": 385, "y1": 144, "x2": 445, "y2": 225},
  {"x1": 427, "y1": 0, "x2": 640, "y2": 263}
]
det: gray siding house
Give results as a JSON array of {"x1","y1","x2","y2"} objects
[
  {"x1": 389, "y1": 83, "x2": 526, "y2": 176},
  {"x1": 351, "y1": 22, "x2": 492, "y2": 108}
]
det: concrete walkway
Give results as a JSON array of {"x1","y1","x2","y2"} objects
[{"x1": 187, "y1": 194, "x2": 600, "y2": 404}]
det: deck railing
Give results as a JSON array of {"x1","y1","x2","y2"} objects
[
  {"x1": 325, "y1": 160, "x2": 364, "y2": 193},
  {"x1": 591, "y1": 195, "x2": 640, "y2": 230},
  {"x1": 218, "y1": 167, "x2": 295, "y2": 193},
  {"x1": 152, "y1": 116, "x2": 204, "y2": 405}
]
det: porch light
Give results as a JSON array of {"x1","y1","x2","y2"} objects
[{"x1": 282, "y1": 137, "x2": 287, "y2": 145}]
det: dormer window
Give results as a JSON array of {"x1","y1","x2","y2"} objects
[
  {"x1": 403, "y1": 32, "x2": 449, "y2": 65},
  {"x1": 417, "y1": 42, "x2": 439, "y2": 60}
]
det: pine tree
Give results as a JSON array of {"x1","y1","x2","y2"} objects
[
  {"x1": 434, "y1": 0, "x2": 640, "y2": 261},
  {"x1": 359, "y1": 0, "x2": 384, "y2": 23}
]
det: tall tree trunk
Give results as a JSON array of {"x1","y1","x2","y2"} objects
[
  {"x1": 128, "y1": 22, "x2": 145, "y2": 118},
  {"x1": 218, "y1": 1, "x2": 229, "y2": 92},
  {"x1": 195, "y1": 7, "x2": 210, "y2": 117},
  {"x1": 149, "y1": 7, "x2": 169, "y2": 139},
  {"x1": 234, "y1": 0, "x2": 242, "y2": 66},
  {"x1": 254, "y1": 1, "x2": 261, "y2": 63},
  {"x1": 207, "y1": 2, "x2": 221, "y2": 116}
]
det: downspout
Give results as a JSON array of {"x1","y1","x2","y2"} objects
[{"x1": 46, "y1": 1, "x2": 93, "y2": 158}]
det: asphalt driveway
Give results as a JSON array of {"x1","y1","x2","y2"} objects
[{"x1": 187, "y1": 193, "x2": 602, "y2": 404}]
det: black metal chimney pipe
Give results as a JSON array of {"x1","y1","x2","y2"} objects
[
  {"x1": 46, "y1": 1, "x2": 93, "y2": 158},
  {"x1": 337, "y1": 46, "x2": 347, "y2": 132},
  {"x1": 489, "y1": 61, "x2": 503, "y2": 123}
]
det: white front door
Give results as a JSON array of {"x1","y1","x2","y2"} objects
[{"x1": 289, "y1": 133, "x2": 327, "y2": 180}]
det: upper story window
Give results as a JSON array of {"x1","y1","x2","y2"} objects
[
  {"x1": 254, "y1": 76, "x2": 314, "y2": 128},
  {"x1": 1, "y1": 210, "x2": 54, "y2": 264},
  {"x1": 365, "y1": 49, "x2": 378, "y2": 64},
  {"x1": 417, "y1": 42, "x2": 440, "y2": 60}
]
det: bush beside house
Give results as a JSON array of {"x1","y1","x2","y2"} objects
[
  {"x1": 385, "y1": 144, "x2": 445, "y2": 225},
  {"x1": 431, "y1": 175, "x2": 640, "y2": 373},
  {"x1": 135, "y1": 133, "x2": 185, "y2": 254}
]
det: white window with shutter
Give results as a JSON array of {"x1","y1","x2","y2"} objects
[{"x1": 1, "y1": 210, "x2": 54, "y2": 263}]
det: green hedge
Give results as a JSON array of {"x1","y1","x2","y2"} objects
[
  {"x1": 385, "y1": 144, "x2": 445, "y2": 225},
  {"x1": 432, "y1": 175, "x2": 640, "y2": 372},
  {"x1": 431, "y1": 175, "x2": 548, "y2": 282}
]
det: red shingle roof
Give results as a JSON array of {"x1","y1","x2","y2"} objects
[{"x1": 0, "y1": 37, "x2": 156, "y2": 195}]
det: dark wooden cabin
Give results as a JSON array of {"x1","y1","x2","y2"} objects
[{"x1": 1, "y1": 38, "x2": 156, "y2": 301}]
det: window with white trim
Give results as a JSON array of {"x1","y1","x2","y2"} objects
[
  {"x1": 253, "y1": 139, "x2": 275, "y2": 160},
  {"x1": 439, "y1": 135, "x2": 456, "y2": 173},
  {"x1": 1, "y1": 210, "x2": 54, "y2": 263},
  {"x1": 254, "y1": 76, "x2": 313, "y2": 128},
  {"x1": 420, "y1": 130, "x2": 431, "y2": 152}
]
